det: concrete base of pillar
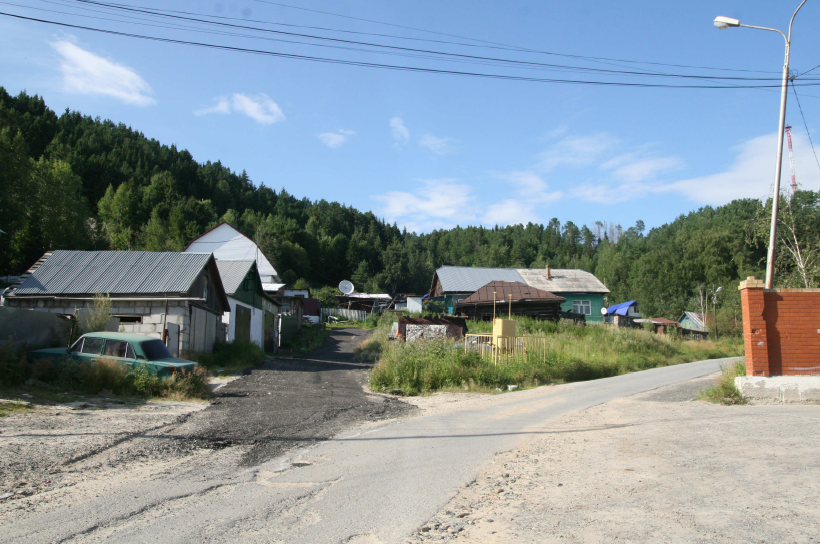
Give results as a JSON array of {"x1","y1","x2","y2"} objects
[{"x1": 735, "y1": 376, "x2": 820, "y2": 404}]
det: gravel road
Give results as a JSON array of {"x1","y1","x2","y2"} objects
[
  {"x1": 170, "y1": 327, "x2": 412, "y2": 466},
  {"x1": 0, "y1": 327, "x2": 410, "y2": 516}
]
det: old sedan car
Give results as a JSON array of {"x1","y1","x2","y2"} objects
[{"x1": 31, "y1": 332, "x2": 198, "y2": 377}]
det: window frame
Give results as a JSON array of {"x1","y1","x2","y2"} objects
[{"x1": 573, "y1": 300, "x2": 592, "y2": 316}]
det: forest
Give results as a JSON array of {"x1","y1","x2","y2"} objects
[{"x1": 3, "y1": 87, "x2": 819, "y2": 334}]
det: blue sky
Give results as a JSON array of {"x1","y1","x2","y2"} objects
[{"x1": 3, "y1": 0, "x2": 820, "y2": 233}]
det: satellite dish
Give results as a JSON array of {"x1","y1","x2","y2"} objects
[
  {"x1": 339, "y1": 280, "x2": 355, "y2": 295},
  {"x1": 601, "y1": 307, "x2": 608, "y2": 315}
]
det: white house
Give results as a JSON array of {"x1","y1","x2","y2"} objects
[{"x1": 185, "y1": 222, "x2": 281, "y2": 283}]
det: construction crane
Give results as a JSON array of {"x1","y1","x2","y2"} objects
[{"x1": 785, "y1": 125, "x2": 797, "y2": 193}]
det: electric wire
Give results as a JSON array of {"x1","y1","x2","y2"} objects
[
  {"x1": 790, "y1": 79, "x2": 820, "y2": 173},
  {"x1": 252, "y1": 0, "x2": 779, "y2": 75},
  {"x1": 7, "y1": 11, "x2": 820, "y2": 91},
  {"x1": 59, "y1": 0, "x2": 799, "y2": 82}
]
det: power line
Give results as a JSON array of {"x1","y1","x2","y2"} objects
[
  {"x1": 62, "y1": 0, "x2": 800, "y2": 81},
  {"x1": 790, "y1": 79, "x2": 820, "y2": 173},
  {"x1": 5, "y1": 11, "x2": 820, "y2": 90},
  {"x1": 37, "y1": 1, "x2": 818, "y2": 82},
  {"x1": 252, "y1": 0, "x2": 779, "y2": 75}
]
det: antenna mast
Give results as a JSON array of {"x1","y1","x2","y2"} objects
[{"x1": 785, "y1": 125, "x2": 797, "y2": 193}]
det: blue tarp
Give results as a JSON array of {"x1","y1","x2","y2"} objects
[{"x1": 605, "y1": 300, "x2": 637, "y2": 316}]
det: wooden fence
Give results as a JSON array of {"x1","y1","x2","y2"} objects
[{"x1": 464, "y1": 333, "x2": 550, "y2": 365}]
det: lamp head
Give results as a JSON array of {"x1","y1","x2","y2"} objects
[
  {"x1": 714, "y1": 16, "x2": 740, "y2": 29},
  {"x1": 716, "y1": 286, "x2": 723, "y2": 293}
]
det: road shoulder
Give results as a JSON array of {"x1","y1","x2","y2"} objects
[{"x1": 409, "y1": 373, "x2": 820, "y2": 543}]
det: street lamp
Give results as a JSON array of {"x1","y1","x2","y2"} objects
[
  {"x1": 714, "y1": 1, "x2": 808, "y2": 289},
  {"x1": 711, "y1": 286, "x2": 723, "y2": 341}
]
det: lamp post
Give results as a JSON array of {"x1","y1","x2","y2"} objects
[
  {"x1": 711, "y1": 286, "x2": 723, "y2": 341},
  {"x1": 714, "y1": 1, "x2": 808, "y2": 289}
]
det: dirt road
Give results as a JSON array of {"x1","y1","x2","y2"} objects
[
  {"x1": 409, "y1": 376, "x2": 820, "y2": 543},
  {"x1": 0, "y1": 327, "x2": 409, "y2": 515}
]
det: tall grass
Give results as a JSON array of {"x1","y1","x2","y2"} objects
[
  {"x1": 194, "y1": 340, "x2": 266, "y2": 374},
  {"x1": 370, "y1": 318, "x2": 744, "y2": 395},
  {"x1": 697, "y1": 360, "x2": 747, "y2": 405},
  {"x1": 0, "y1": 342, "x2": 210, "y2": 400}
]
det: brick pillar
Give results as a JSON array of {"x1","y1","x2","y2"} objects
[{"x1": 739, "y1": 276, "x2": 770, "y2": 376}]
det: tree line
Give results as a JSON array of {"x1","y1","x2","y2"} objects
[{"x1": 3, "y1": 88, "x2": 819, "y2": 333}]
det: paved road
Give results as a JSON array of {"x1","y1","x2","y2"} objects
[{"x1": 3, "y1": 335, "x2": 741, "y2": 543}]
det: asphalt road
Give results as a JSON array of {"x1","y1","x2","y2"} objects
[{"x1": 1, "y1": 330, "x2": 742, "y2": 543}]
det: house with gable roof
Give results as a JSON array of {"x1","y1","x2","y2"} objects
[{"x1": 429, "y1": 265, "x2": 610, "y2": 322}]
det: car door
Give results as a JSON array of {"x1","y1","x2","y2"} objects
[
  {"x1": 102, "y1": 339, "x2": 137, "y2": 369},
  {"x1": 77, "y1": 336, "x2": 105, "y2": 361}
]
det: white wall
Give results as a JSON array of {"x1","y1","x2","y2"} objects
[
  {"x1": 224, "y1": 297, "x2": 264, "y2": 348},
  {"x1": 407, "y1": 297, "x2": 423, "y2": 313}
]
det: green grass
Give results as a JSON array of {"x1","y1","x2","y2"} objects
[
  {"x1": 194, "y1": 340, "x2": 267, "y2": 375},
  {"x1": 697, "y1": 360, "x2": 747, "y2": 405},
  {"x1": 369, "y1": 317, "x2": 745, "y2": 395},
  {"x1": 281, "y1": 323, "x2": 332, "y2": 356},
  {"x1": 0, "y1": 400, "x2": 34, "y2": 417}
]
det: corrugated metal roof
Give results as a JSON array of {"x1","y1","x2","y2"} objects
[
  {"x1": 215, "y1": 260, "x2": 255, "y2": 296},
  {"x1": 681, "y1": 311, "x2": 707, "y2": 331},
  {"x1": 435, "y1": 266, "x2": 524, "y2": 293},
  {"x1": 434, "y1": 266, "x2": 609, "y2": 295},
  {"x1": 13, "y1": 250, "x2": 212, "y2": 296},
  {"x1": 185, "y1": 223, "x2": 280, "y2": 282}
]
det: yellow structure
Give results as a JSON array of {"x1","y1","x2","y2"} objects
[{"x1": 492, "y1": 318, "x2": 516, "y2": 363}]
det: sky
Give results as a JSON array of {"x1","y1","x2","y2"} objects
[{"x1": 2, "y1": 0, "x2": 820, "y2": 234}]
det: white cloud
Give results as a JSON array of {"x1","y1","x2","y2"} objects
[
  {"x1": 372, "y1": 179, "x2": 477, "y2": 232},
  {"x1": 390, "y1": 117, "x2": 409, "y2": 144},
  {"x1": 537, "y1": 133, "x2": 618, "y2": 171},
  {"x1": 195, "y1": 97, "x2": 231, "y2": 115},
  {"x1": 601, "y1": 151, "x2": 682, "y2": 182},
  {"x1": 661, "y1": 132, "x2": 820, "y2": 205},
  {"x1": 481, "y1": 171, "x2": 563, "y2": 225},
  {"x1": 318, "y1": 129, "x2": 355, "y2": 149},
  {"x1": 419, "y1": 134, "x2": 454, "y2": 155},
  {"x1": 51, "y1": 40, "x2": 154, "y2": 106},
  {"x1": 195, "y1": 93, "x2": 285, "y2": 124}
]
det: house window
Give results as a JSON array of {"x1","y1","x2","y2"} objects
[{"x1": 573, "y1": 300, "x2": 592, "y2": 315}]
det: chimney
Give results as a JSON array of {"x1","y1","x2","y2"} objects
[{"x1": 545, "y1": 264, "x2": 552, "y2": 280}]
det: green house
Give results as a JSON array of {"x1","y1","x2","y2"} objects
[{"x1": 429, "y1": 265, "x2": 610, "y2": 322}]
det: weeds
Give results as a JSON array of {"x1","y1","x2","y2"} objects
[
  {"x1": 194, "y1": 340, "x2": 267, "y2": 374},
  {"x1": 369, "y1": 317, "x2": 745, "y2": 395},
  {"x1": 0, "y1": 342, "x2": 210, "y2": 402},
  {"x1": 0, "y1": 400, "x2": 34, "y2": 417},
  {"x1": 281, "y1": 324, "x2": 331, "y2": 356},
  {"x1": 697, "y1": 361, "x2": 747, "y2": 405}
]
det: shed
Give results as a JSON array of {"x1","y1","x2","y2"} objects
[
  {"x1": 454, "y1": 281, "x2": 566, "y2": 321},
  {"x1": 604, "y1": 300, "x2": 642, "y2": 327},
  {"x1": 3, "y1": 250, "x2": 229, "y2": 355}
]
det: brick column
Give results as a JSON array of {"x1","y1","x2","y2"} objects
[{"x1": 739, "y1": 276, "x2": 770, "y2": 376}]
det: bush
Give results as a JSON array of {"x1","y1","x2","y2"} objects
[
  {"x1": 195, "y1": 340, "x2": 266, "y2": 374},
  {"x1": 698, "y1": 361, "x2": 746, "y2": 405}
]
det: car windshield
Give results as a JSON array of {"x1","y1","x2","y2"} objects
[{"x1": 141, "y1": 339, "x2": 172, "y2": 361}]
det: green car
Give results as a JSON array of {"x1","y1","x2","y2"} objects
[{"x1": 31, "y1": 332, "x2": 198, "y2": 377}]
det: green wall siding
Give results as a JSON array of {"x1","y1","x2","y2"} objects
[{"x1": 559, "y1": 294, "x2": 605, "y2": 323}]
